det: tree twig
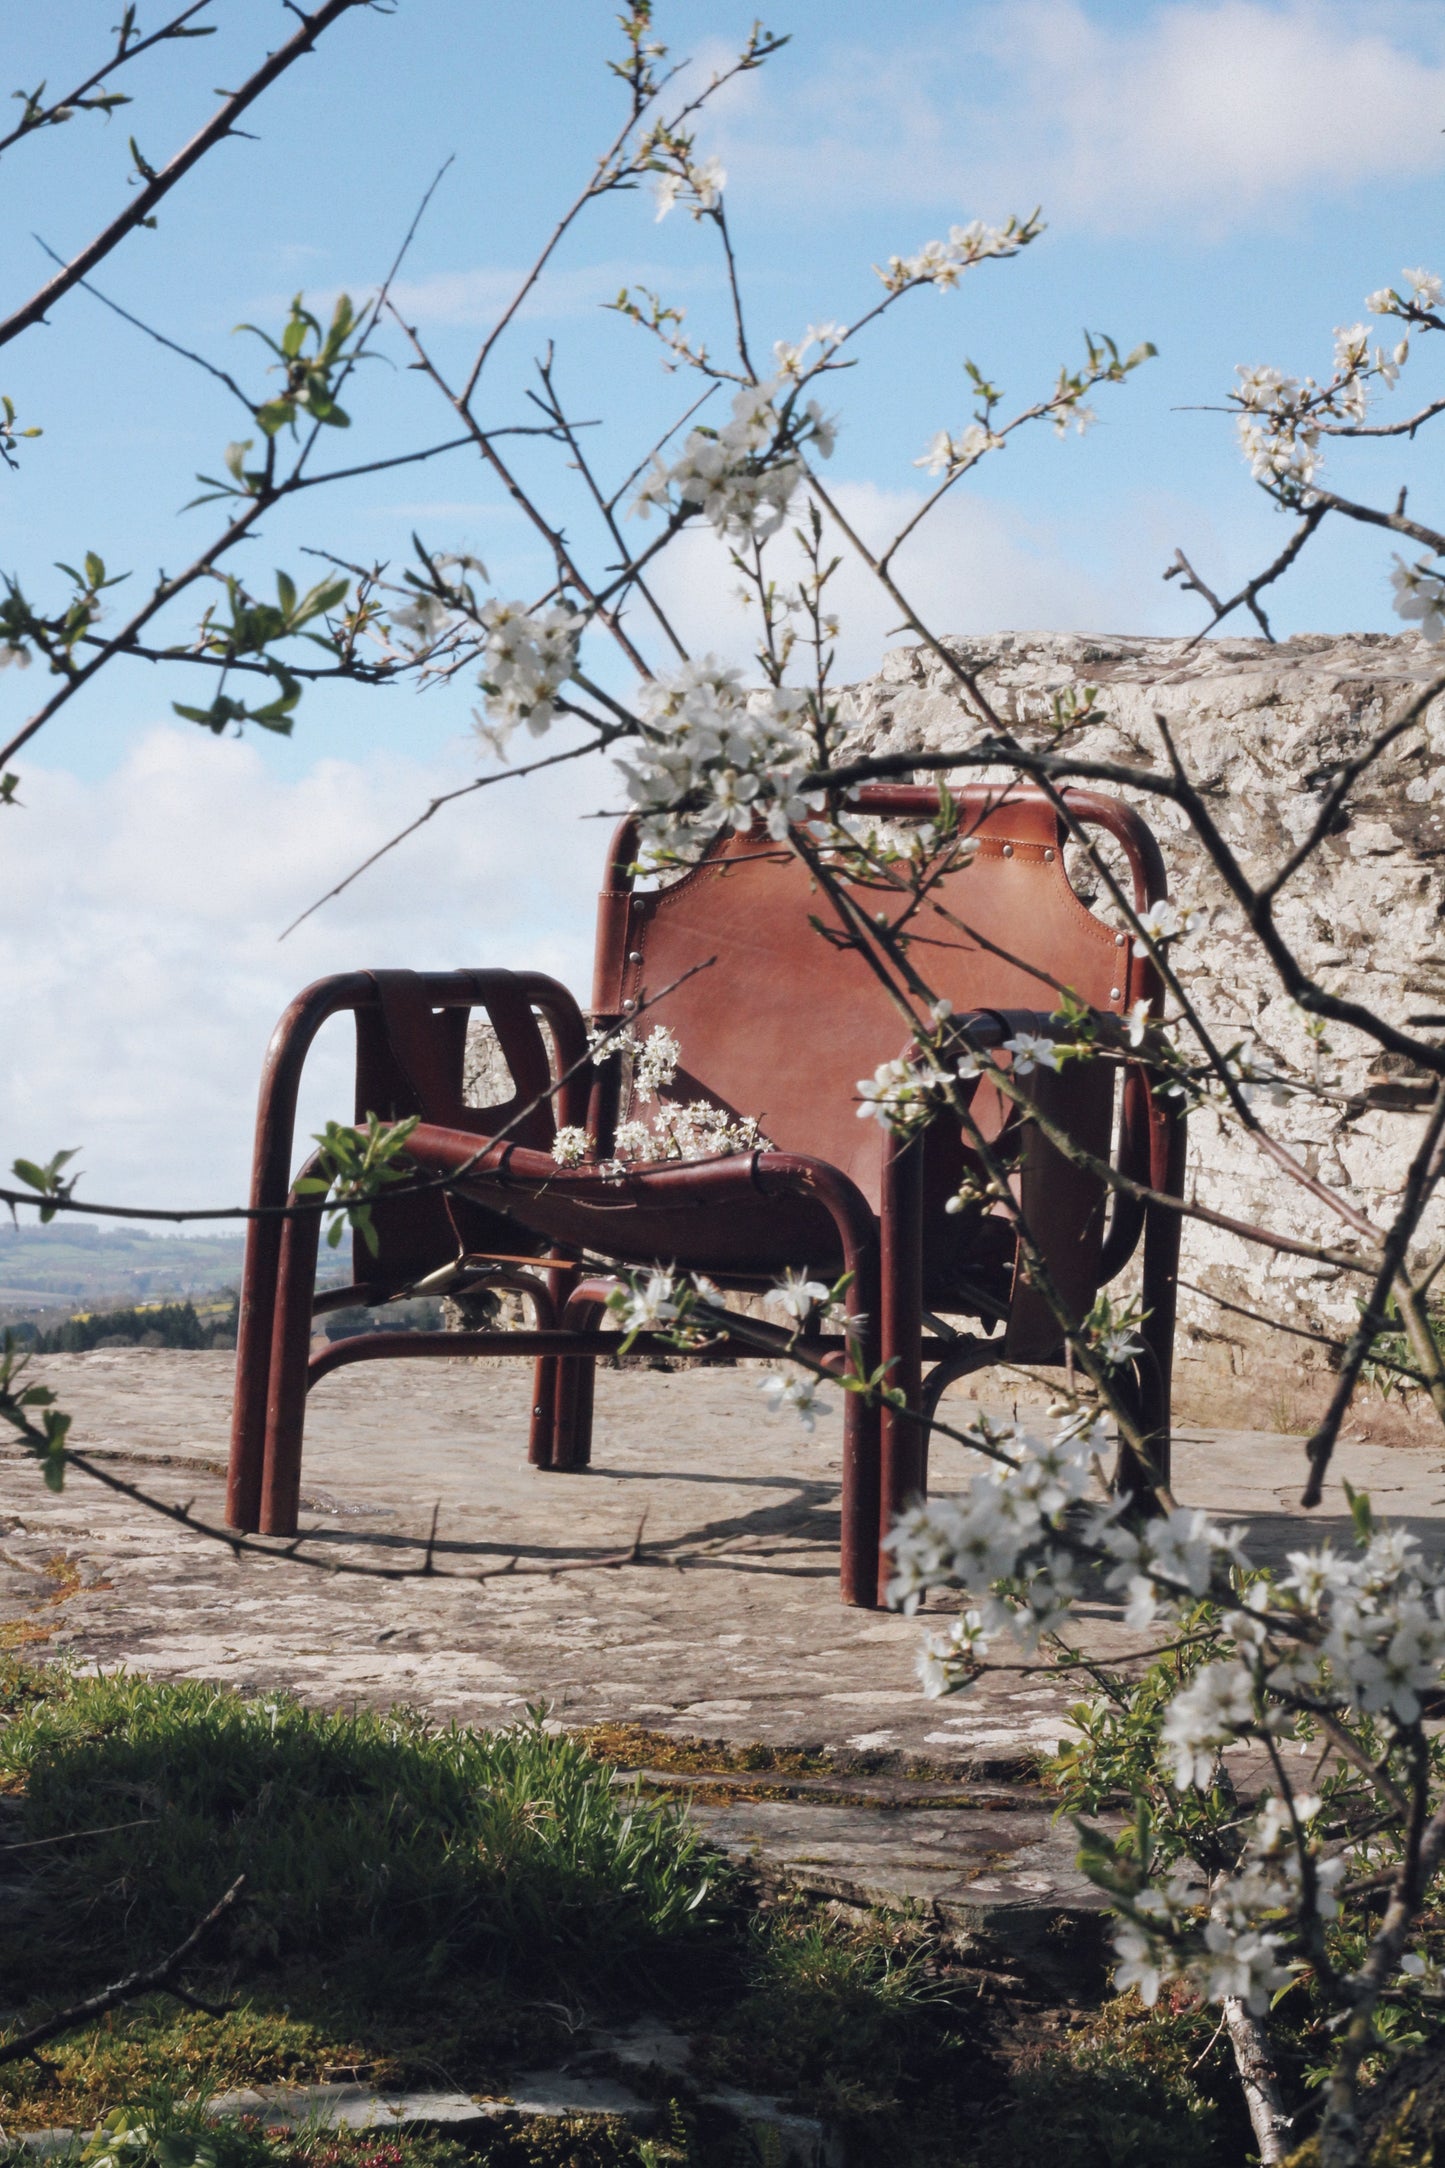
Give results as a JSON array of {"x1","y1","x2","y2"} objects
[
  {"x1": 0, "y1": 0, "x2": 369, "y2": 352},
  {"x1": 0, "y1": 1875, "x2": 245, "y2": 2068}
]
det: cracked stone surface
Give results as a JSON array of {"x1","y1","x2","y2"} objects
[{"x1": 5, "y1": 1349, "x2": 1445, "y2": 1944}]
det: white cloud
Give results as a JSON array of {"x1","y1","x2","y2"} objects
[
  {"x1": 0, "y1": 726, "x2": 607, "y2": 1213},
  {"x1": 643, "y1": 477, "x2": 1200, "y2": 681},
  {"x1": 371, "y1": 257, "x2": 720, "y2": 329},
  {"x1": 711, "y1": 2, "x2": 1445, "y2": 235}
]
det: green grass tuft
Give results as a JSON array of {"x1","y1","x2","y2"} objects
[{"x1": 0, "y1": 1672, "x2": 726, "y2": 2009}]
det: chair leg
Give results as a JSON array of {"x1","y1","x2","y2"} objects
[
  {"x1": 1116, "y1": 1096, "x2": 1185, "y2": 1500},
  {"x1": 526, "y1": 1261, "x2": 579, "y2": 1466},
  {"x1": 259, "y1": 1195, "x2": 321, "y2": 1536},
  {"x1": 839, "y1": 1239, "x2": 884, "y2": 1609},
  {"x1": 552, "y1": 1353, "x2": 597, "y2": 1470},
  {"x1": 227, "y1": 1214, "x2": 283, "y2": 1532},
  {"x1": 877, "y1": 1131, "x2": 925, "y2": 1601},
  {"x1": 528, "y1": 1357, "x2": 559, "y2": 1466},
  {"x1": 552, "y1": 1284, "x2": 607, "y2": 1470}
]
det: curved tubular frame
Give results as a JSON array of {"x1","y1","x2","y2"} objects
[
  {"x1": 229, "y1": 786, "x2": 1185, "y2": 1607},
  {"x1": 226, "y1": 966, "x2": 585, "y2": 1532}
]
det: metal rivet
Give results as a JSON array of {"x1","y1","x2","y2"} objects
[
  {"x1": 1109, "y1": 987, "x2": 1121, "y2": 1001},
  {"x1": 1114, "y1": 932, "x2": 1127, "y2": 947},
  {"x1": 1044, "y1": 847, "x2": 1055, "y2": 862},
  {"x1": 627, "y1": 950, "x2": 643, "y2": 964},
  {"x1": 622, "y1": 997, "x2": 637, "y2": 1011},
  {"x1": 1001, "y1": 842, "x2": 1014, "y2": 858}
]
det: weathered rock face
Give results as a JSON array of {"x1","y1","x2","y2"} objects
[{"x1": 840, "y1": 632, "x2": 1445, "y2": 1437}]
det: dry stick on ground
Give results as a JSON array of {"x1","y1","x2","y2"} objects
[
  {"x1": 41, "y1": 1435, "x2": 655, "y2": 1587},
  {"x1": 1, "y1": 1817, "x2": 156, "y2": 1853},
  {"x1": 0, "y1": 1875, "x2": 245, "y2": 2070}
]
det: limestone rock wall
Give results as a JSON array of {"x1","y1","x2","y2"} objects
[{"x1": 840, "y1": 632, "x2": 1445, "y2": 1436}]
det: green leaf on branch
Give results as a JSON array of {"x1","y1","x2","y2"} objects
[
  {"x1": 240, "y1": 293, "x2": 362, "y2": 437},
  {"x1": 0, "y1": 1333, "x2": 71, "y2": 1491},
  {"x1": 11, "y1": 1147, "x2": 81, "y2": 1224},
  {"x1": 185, "y1": 439, "x2": 271, "y2": 510},
  {"x1": 173, "y1": 671, "x2": 301, "y2": 737},
  {"x1": 1343, "y1": 1480, "x2": 1374, "y2": 1543},
  {"x1": 293, "y1": 1113, "x2": 420, "y2": 1255}
]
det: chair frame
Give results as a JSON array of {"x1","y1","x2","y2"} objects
[{"x1": 226, "y1": 784, "x2": 1185, "y2": 1607}]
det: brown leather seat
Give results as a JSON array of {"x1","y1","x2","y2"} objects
[{"x1": 226, "y1": 784, "x2": 1184, "y2": 1606}]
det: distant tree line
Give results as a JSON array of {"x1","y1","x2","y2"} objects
[{"x1": 20, "y1": 1297, "x2": 237, "y2": 1353}]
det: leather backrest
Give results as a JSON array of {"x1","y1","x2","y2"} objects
[{"x1": 595, "y1": 789, "x2": 1150, "y2": 1216}]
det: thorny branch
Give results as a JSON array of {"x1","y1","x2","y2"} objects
[
  {"x1": 0, "y1": 0, "x2": 372, "y2": 352},
  {"x1": 0, "y1": 1875, "x2": 245, "y2": 2069}
]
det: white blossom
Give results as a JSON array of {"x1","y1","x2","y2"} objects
[
  {"x1": 856, "y1": 1054, "x2": 949, "y2": 1131},
  {"x1": 916, "y1": 1610, "x2": 991, "y2": 1696},
  {"x1": 760, "y1": 1366, "x2": 830, "y2": 1433},
  {"x1": 628, "y1": 376, "x2": 833, "y2": 545},
  {"x1": 632, "y1": 1024, "x2": 681, "y2": 1104},
  {"x1": 768, "y1": 1268, "x2": 831, "y2": 1324},
  {"x1": 609, "y1": 1268, "x2": 680, "y2": 1332},
  {"x1": 616, "y1": 657, "x2": 825, "y2": 856},
  {"x1": 1233, "y1": 363, "x2": 1324, "y2": 490},
  {"x1": 1252, "y1": 1791, "x2": 1322, "y2": 1856},
  {"x1": 1197, "y1": 1912, "x2": 1293, "y2": 2014},
  {"x1": 550, "y1": 1125, "x2": 589, "y2": 1167},
  {"x1": 1159, "y1": 1659, "x2": 1255, "y2": 1788},
  {"x1": 1404, "y1": 266, "x2": 1444, "y2": 311},
  {"x1": 1003, "y1": 1029, "x2": 1059, "y2": 1076},
  {"x1": 1094, "y1": 1324, "x2": 1143, "y2": 1369},
  {"x1": 1053, "y1": 398, "x2": 1097, "y2": 438},
  {"x1": 608, "y1": 1099, "x2": 768, "y2": 1167},
  {"x1": 1113, "y1": 1921, "x2": 1164, "y2": 2006},
  {"x1": 913, "y1": 421, "x2": 1002, "y2": 477},
  {"x1": 654, "y1": 153, "x2": 726, "y2": 222},
  {"x1": 1333, "y1": 322, "x2": 1370, "y2": 372},
  {"x1": 1392, "y1": 555, "x2": 1445, "y2": 642},
  {"x1": 772, "y1": 321, "x2": 845, "y2": 379},
  {"x1": 883, "y1": 1413, "x2": 1102, "y2": 1628},
  {"x1": 1131, "y1": 897, "x2": 1202, "y2": 955},
  {"x1": 1326, "y1": 1595, "x2": 1445, "y2": 1725},
  {"x1": 476, "y1": 599, "x2": 583, "y2": 744},
  {"x1": 612, "y1": 1119, "x2": 657, "y2": 1162},
  {"x1": 1279, "y1": 1543, "x2": 1358, "y2": 1613},
  {"x1": 876, "y1": 214, "x2": 1040, "y2": 295}
]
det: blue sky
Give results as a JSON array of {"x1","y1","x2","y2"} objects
[{"x1": 3, "y1": 0, "x2": 1444, "y2": 1209}]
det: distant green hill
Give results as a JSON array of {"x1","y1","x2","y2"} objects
[{"x1": 0, "y1": 1223, "x2": 345, "y2": 1325}]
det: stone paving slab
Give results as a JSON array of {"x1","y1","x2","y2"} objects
[
  {"x1": 9, "y1": 1350, "x2": 1442, "y2": 1745},
  {"x1": 4, "y1": 1349, "x2": 1443, "y2": 1943}
]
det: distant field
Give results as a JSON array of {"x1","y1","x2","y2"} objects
[{"x1": 0, "y1": 1223, "x2": 345, "y2": 1325}]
